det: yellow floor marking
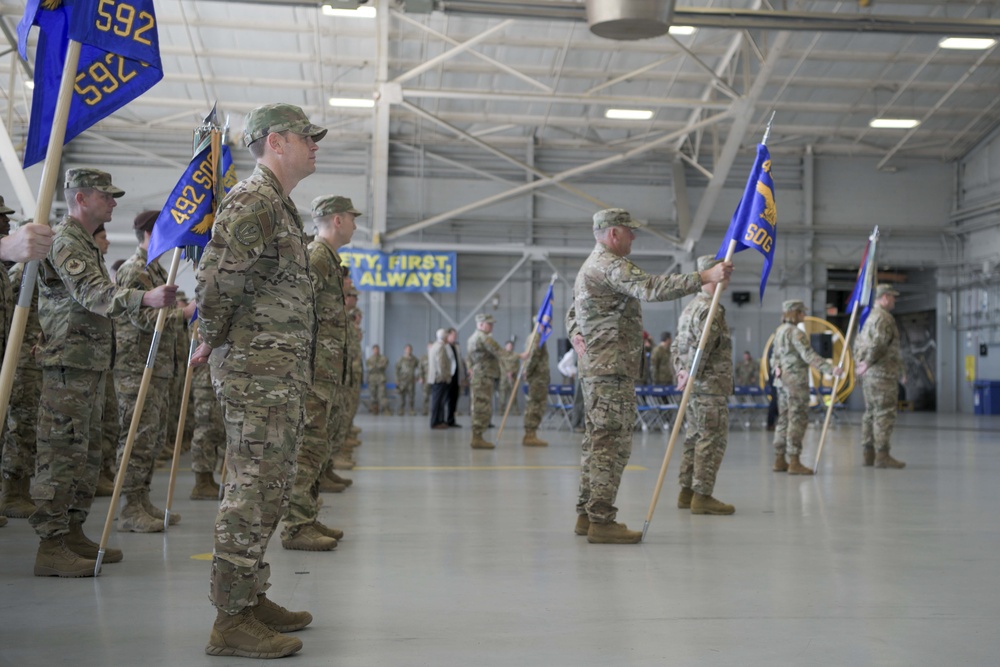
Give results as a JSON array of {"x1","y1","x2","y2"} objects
[
  {"x1": 191, "y1": 553, "x2": 213, "y2": 561},
  {"x1": 352, "y1": 465, "x2": 647, "y2": 471}
]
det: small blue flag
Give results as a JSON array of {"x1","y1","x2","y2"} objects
[
  {"x1": 535, "y1": 284, "x2": 554, "y2": 347},
  {"x1": 148, "y1": 144, "x2": 237, "y2": 264},
  {"x1": 18, "y1": 0, "x2": 164, "y2": 168},
  {"x1": 846, "y1": 227, "x2": 879, "y2": 329},
  {"x1": 715, "y1": 144, "x2": 777, "y2": 298}
]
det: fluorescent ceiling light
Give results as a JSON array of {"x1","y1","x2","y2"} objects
[
  {"x1": 938, "y1": 37, "x2": 996, "y2": 50},
  {"x1": 329, "y1": 97, "x2": 375, "y2": 108},
  {"x1": 869, "y1": 118, "x2": 920, "y2": 129},
  {"x1": 321, "y1": 4, "x2": 376, "y2": 18},
  {"x1": 605, "y1": 109, "x2": 654, "y2": 121},
  {"x1": 668, "y1": 26, "x2": 697, "y2": 36}
]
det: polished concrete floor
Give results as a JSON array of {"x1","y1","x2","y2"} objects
[{"x1": 2, "y1": 410, "x2": 1000, "y2": 666}]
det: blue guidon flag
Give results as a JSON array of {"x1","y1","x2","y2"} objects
[
  {"x1": 18, "y1": 0, "x2": 164, "y2": 168},
  {"x1": 846, "y1": 226, "x2": 879, "y2": 329},
  {"x1": 535, "y1": 284, "x2": 554, "y2": 347},
  {"x1": 715, "y1": 144, "x2": 777, "y2": 298}
]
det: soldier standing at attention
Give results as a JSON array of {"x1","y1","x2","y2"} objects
[
  {"x1": 855, "y1": 284, "x2": 906, "y2": 469},
  {"x1": 31, "y1": 168, "x2": 176, "y2": 575},
  {"x1": 498, "y1": 341, "x2": 521, "y2": 415},
  {"x1": 735, "y1": 350, "x2": 759, "y2": 386},
  {"x1": 466, "y1": 314, "x2": 525, "y2": 450},
  {"x1": 522, "y1": 335, "x2": 550, "y2": 447},
  {"x1": 567, "y1": 211, "x2": 732, "y2": 544},
  {"x1": 192, "y1": 103, "x2": 325, "y2": 658},
  {"x1": 395, "y1": 343, "x2": 419, "y2": 416},
  {"x1": 280, "y1": 195, "x2": 358, "y2": 550},
  {"x1": 366, "y1": 344, "x2": 388, "y2": 415},
  {"x1": 114, "y1": 211, "x2": 196, "y2": 531},
  {"x1": 649, "y1": 331, "x2": 674, "y2": 385},
  {"x1": 770, "y1": 301, "x2": 841, "y2": 475}
]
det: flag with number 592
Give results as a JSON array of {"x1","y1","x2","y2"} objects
[{"x1": 18, "y1": 0, "x2": 163, "y2": 168}]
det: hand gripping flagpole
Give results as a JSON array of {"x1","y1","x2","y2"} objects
[{"x1": 0, "y1": 41, "x2": 81, "y2": 438}]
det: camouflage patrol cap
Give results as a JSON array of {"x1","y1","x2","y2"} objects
[
  {"x1": 475, "y1": 313, "x2": 495, "y2": 325},
  {"x1": 592, "y1": 208, "x2": 641, "y2": 231},
  {"x1": 876, "y1": 284, "x2": 900, "y2": 298},
  {"x1": 0, "y1": 195, "x2": 14, "y2": 216},
  {"x1": 64, "y1": 168, "x2": 125, "y2": 198},
  {"x1": 311, "y1": 195, "x2": 363, "y2": 219},
  {"x1": 696, "y1": 255, "x2": 721, "y2": 272},
  {"x1": 243, "y1": 103, "x2": 328, "y2": 147},
  {"x1": 782, "y1": 299, "x2": 806, "y2": 313}
]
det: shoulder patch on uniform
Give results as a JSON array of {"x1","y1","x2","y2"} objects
[
  {"x1": 234, "y1": 220, "x2": 263, "y2": 247},
  {"x1": 64, "y1": 258, "x2": 86, "y2": 276}
]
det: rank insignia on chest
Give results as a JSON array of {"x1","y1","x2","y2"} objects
[{"x1": 64, "y1": 258, "x2": 86, "y2": 276}]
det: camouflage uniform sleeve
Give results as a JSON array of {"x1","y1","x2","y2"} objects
[
  {"x1": 115, "y1": 257, "x2": 174, "y2": 333},
  {"x1": 565, "y1": 304, "x2": 579, "y2": 339},
  {"x1": 196, "y1": 195, "x2": 274, "y2": 348},
  {"x1": 51, "y1": 235, "x2": 142, "y2": 318},
  {"x1": 605, "y1": 256, "x2": 701, "y2": 303},
  {"x1": 308, "y1": 243, "x2": 331, "y2": 292},
  {"x1": 486, "y1": 335, "x2": 516, "y2": 362},
  {"x1": 790, "y1": 326, "x2": 833, "y2": 374}
]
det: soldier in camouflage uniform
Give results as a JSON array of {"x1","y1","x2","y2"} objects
[
  {"x1": 0, "y1": 202, "x2": 55, "y2": 525},
  {"x1": 192, "y1": 104, "x2": 325, "y2": 658},
  {"x1": 395, "y1": 344, "x2": 419, "y2": 415},
  {"x1": 735, "y1": 350, "x2": 759, "y2": 387},
  {"x1": 567, "y1": 211, "x2": 731, "y2": 544},
  {"x1": 32, "y1": 169, "x2": 176, "y2": 576},
  {"x1": 498, "y1": 341, "x2": 521, "y2": 416},
  {"x1": 189, "y1": 362, "x2": 225, "y2": 499},
  {"x1": 522, "y1": 336, "x2": 550, "y2": 447},
  {"x1": 113, "y1": 211, "x2": 194, "y2": 531},
  {"x1": 466, "y1": 313, "x2": 524, "y2": 449},
  {"x1": 670, "y1": 257, "x2": 736, "y2": 515},
  {"x1": 327, "y1": 296, "x2": 363, "y2": 471},
  {"x1": 649, "y1": 332, "x2": 674, "y2": 385},
  {"x1": 770, "y1": 301, "x2": 841, "y2": 475},
  {"x1": 366, "y1": 344, "x2": 389, "y2": 415},
  {"x1": 90, "y1": 224, "x2": 120, "y2": 497},
  {"x1": 855, "y1": 284, "x2": 906, "y2": 469},
  {"x1": 281, "y1": 195, "x2": 358, "y2": 550}
]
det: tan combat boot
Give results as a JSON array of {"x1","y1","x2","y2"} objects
[
  {"x1": 0, "y1": 515, "x2": 6, "y2": 527},
  {"x1": 313, "y1": 521, "x2": 345, "y2": 540},
  {"x1": 281, "y1": 524, "x2": 337, "y2": 551},
  {"x1": 470, "y1": 432, "x2": 495, "y2": 450},
  {"x1": 253, "y1": 595, "x2": 313, "y2": 632},
  {"x1": 327, "y1": 469, "x2": 352, "y2": 488},
  {"x1": 787, "y1": 455, "x2": 814, "y2": 475},
  {"x1": 190, "y1": 471, "x2": 220, "y2": 500},
  {"x1": 205, "y1": 608, "x2": 303, "y2": 659},
  {"x1": 318, "y1": 473, "x2": 346, "y2": 493},
  {"x1": 34, "y1": 536, "x2": 98, "y2": 577},
  {"x1": 863, "y1": 448, "x2": 876, "y2": 467},
  {"x1": 140, "y1": 488, "x2": 180, "y2": 525},
  {"x1": 587, "y1": 521, "x2": 642, "y2": 544},
  {"x1": 773, "y1": 454, "x2": 789, "y2": 472},
  {"x1": 332, "y1": 452, "x2": 355, "y2": 470},
  {"x1": 345, "y1": 436, "x2": 362, "y2": 448},
  {"x1": 522, "y1": 430, "x2": 548, "y2": 447},
  {"x1": 65, "y1": 521, "x2": 123, "y2": 563},
  {"x1": 574, "y1": 514, "x2": 590, "y2": 536},
  {"x1": 118, "y1": 493, "x2": 163, "y2": 533},
  {"x1": 690, "y1": 493, "x2": 735, "y2": 515},
  {"x1": 0, "y1": 475, "x2": 36, "y2": 518},
  {"x1": 875, "y1": 451, "x2": 906, "y2": 469},
  {"x1": 95, "y1": 469, "x2": 115, "y2": 497},
  {"x1": 677, "y1": 487, "x2": 694, "y2": 509}
]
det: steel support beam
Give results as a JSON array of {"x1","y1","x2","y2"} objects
[
  {"x1": 422, "y1": 292, "x2": 458, "y2": 329},
  {"x1": 367, "y1": 0, "x2": 392, "y2": 349},
  {"x1": 392, "y1": 19, "x2": 513, "y2": 85},
  {"x1": 457, "y1": 254, "x2": 530, "y2": 330}
]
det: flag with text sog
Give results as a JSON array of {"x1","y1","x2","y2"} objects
[
  {"x1": 147, "y1": 144, "x2": 237, "y2": 263},
  {"x1": 535, "y1": 284, "x2": 554, "y2": 347},
  {"x1": 846, "y1": 227, "x2": 879, "y2": 329},
  {"x1": 18, "y1": 0, "x2": 164, "y2": 168},
  {"x1": 715, "y1": 144, "x2": 777, "y2": 298},
  {"x1": 340, "y1": 249, "x2": 456, "y2": 292}
]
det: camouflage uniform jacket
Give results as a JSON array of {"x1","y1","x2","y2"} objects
[
  {"x1": 366, "y1": 353, "x2": 388, "y2": 381},
  {"x1": 671, "y1": 292, "x2": 733, "y2": 396},
  {"x1": 569, "y1": 243, "x2": 701, "y2": 379},
  {"x1": 308, "y1": 238, "x2": 347, "y2": 385},
  {"x1": 855, "y1": 304, "x2": 902, "y2": 381},
  {"x1": 348, "y1": 312, "x2": 363, "y2": 386},
  {"x1": 770, "y1": 323, "x2": 832, "y2": 387},
  {"x1": 650, "y1": 343, "x2": 673, "y2": 384},
  {"x1": 466, "y1": 330, "x2": 513, "y2": 380},
  {"x1": 0, "y1": 255, "x2": 11, "y2": 354},
  {"x1": 499, "y1": 354, "x2": 519, "y2": 382},
  {"x1": 196, "y1": 164, "x2": 316, "y2": 384},
  {"x1": 36, "y1": 216, "x2": 144, "y2": 370},
  {"x1": 734, "y1": 358, "x2": 758, "y2": 386},
  {"x1": 526, "y1": 340, "x2": 550, "y2": 382},
  {"x1": 114, "y1": 247, "x2": 178, "y2": 378},
  {"x1": 8, "y1": 264, "x2": 41, "y2": 369},
  {"x1": 396, "y1": 355, "x2": 419, "y2": 381}
]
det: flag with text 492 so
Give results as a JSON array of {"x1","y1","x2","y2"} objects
[
  {"x1": 17, "y1": 0, "x2": 164, "y2": 168},
  {"x1": 714, "y1": 144, "x2": 777, "y2": 298},
  {"x1": 846, "y1": 227, "x2": 879, "y2": 329}
]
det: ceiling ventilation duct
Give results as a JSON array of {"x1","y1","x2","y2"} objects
[{"x1": 586, "y1": 0, "x2": 676, "y2": 40}]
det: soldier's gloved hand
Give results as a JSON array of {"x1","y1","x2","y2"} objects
[
  {"x1": 0, "y1": 222, "x2": 54, "y2": 263},
  {"x1": 675, "y1": 370, "x2": 689, "y2": 391},
  {"x1": 142, "y1": 284, "x2": 178, "y2": 309},
  {"x1": 190, "y1": 342, "x2": 212, "y2": 366}
]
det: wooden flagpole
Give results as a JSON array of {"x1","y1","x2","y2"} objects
[
  {"x1": 812, "y1": 299, "x2": 859, "y2": 471},
  {"x1": 163, "y1": 322, "x2": 199, "y2": 529}
]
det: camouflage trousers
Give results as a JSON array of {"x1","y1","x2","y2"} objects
[
  {"x1": 30, "y1": 368, "x2": 106, "y2": 539},
  {"x1": 285, "y1": 380, "x2": 346, "y2": 534},
  {"x1": 397, "y1": 378, "x2": 416, "y2": 413},
  {"x1": 499, "y1": 377, "x2": 520, "y2": 415},
  {"x1": 773, "y1": 379, "x2": 809, "y2": 457},
  {"x1": 211, "y1": 374, "x2": 305, "y2": 615},
  {"x1": 2, "y1": 364, "x2": 41, "y2": 478},
  {"x1": 115, "y1": 371, "x2": 170, "y2": 494},
  {"x1": 191, "y1": 364, "x2": 225, "y2": 474},
  {"x1": 101, "y1": 374, "x2": 119, "y2": 475},
  {"x1": 577, "y1": 376, "x2": 636, "y2": 524},
  {"x1": 422, "y1": 381, "x2": 431, "y2": 415},
  {"x1": 470, "y1": 373, "x2": 497, "y2": 434},
  {"x1": 368, "y1": 377, "x2": 387, "y2": 413},
  {"x1": 679, "y1": 394, "x2": 728, "y2": 496},
  {"x1": 524, "y1": 377, "x2": 548, "y2": 431},
  {"x1": 861, "y1": 374, "x2": 897, "y2": 453}
]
